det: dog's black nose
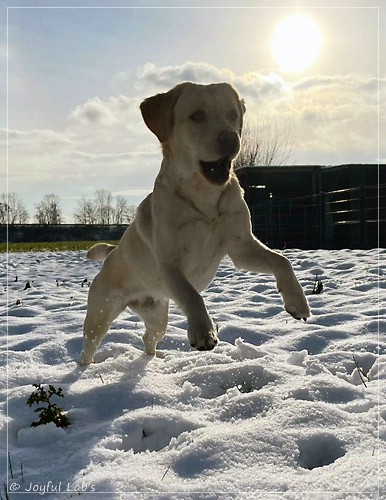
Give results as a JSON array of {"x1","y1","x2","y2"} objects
[{"x1": 217, "y1": 129, "x2": 239, "y2": 156}]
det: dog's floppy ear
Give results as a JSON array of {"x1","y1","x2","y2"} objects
[
  {"x1": 223, "y1": 83, "x2": 246, "y2": 136},
  {"x1": 140, "y1": 83, "x2": 186, "y2": 143}
]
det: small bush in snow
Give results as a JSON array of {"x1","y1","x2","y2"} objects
[
  {"x1": 26, "y1": 384, "x2": 70, "y2": 428},
  {"x1": 312, "y1": 275, "x2": 323, "y2": 294}
]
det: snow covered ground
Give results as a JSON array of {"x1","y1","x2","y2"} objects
[{"x1": 1, "y1": 248, "x2": 385, "y2": 499}]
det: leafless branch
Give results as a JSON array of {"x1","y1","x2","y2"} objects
[
  {"x1": 235, "y1": 113, "x2": 294, "y2": 169},
  {"x1": 352, "y1": 354, "x2": 370, "y2": 388}
]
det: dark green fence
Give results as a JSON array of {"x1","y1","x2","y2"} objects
[
  {"x1": 1, "y1": 224, "x2": 128, "y2": 244},
  {"x1": 250, "y1": 184, "x2": 384, "y2": 249}
]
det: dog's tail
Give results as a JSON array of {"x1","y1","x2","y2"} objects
[{"x1": 86, "y1": 243, "x2": 117, "y2": 261}]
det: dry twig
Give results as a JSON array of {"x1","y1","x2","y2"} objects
[{"x1": 353, "y1": 355, "x2": 370, "y2": 388}]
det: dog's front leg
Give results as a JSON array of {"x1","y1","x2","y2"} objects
[
  {"x1": 228, "y1": 237, "x2": 310, "y2": 321},
  {"x1": 160, "y1": 263, "x2": 218, "y2": 350}
]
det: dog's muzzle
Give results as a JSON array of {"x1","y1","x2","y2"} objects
[
  {"x1": 217, "y1": 129, "x2": 240, "y2": 158},
  {"x1": 199, "y1": 156, "x2": 232, "y2": 185},
  {"x1": 199, "y1": 129, "x2": 239, "y2": 185}
]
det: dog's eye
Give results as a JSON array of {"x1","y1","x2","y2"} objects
[
  {"x1": 190, "y1": 110, "x2": 207, "y2": 123},
  {"x1": 228, "y1": 109, "x2": 239, "y2": 121}
]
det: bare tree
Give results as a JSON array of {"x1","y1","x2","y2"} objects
[
  {"x1": 74, "y1": 190, "x2": 136, "y2": 225},
  {"x1": 0, "y1": 202, "x2": 6, "y2": 224},
  {"x1": 113, "y1": 195, "x2": 128, "y2": 224},
  {"x1": 114, "y1": 196, "x2": 137, "y2": 224},
  {"x1": 74, "y1": 196, "x2": 96, "y2": 224},
  {"x1": 126, "y1": 204, "x2": 137, "y2": 224},
  {"x1": 114, "y1": 195, "x2": 127, "y2": 225},
  {"x1": 234, "y1": 114, "x2": 294, "y2": 169},
  {"x1": 94, "y1": 189, "x2": 114, "y2": 225},
  {"x1": 35, "y1": 194, "x2": 63, "y2": 224},
  {"x1": 0, "y1": 192, "x2": 29, "y2": 224}
]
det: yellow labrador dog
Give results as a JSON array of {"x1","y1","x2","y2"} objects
[{"x1": 80, "y1": 82, "x2": 310, "y2": 365}]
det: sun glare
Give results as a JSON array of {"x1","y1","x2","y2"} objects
[{"x1": 272, "y1": 14, "x2": 322, "y2": 74}]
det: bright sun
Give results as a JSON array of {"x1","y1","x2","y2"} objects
[{"x1": 272, "y1": 14, "x2": 322, "y2": 74}]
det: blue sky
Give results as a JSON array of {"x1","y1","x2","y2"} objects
[{"x1": 1, "y1": 0, "x2": 385, "y2": 221}]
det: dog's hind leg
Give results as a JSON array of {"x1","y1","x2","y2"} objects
[
  {"x1": 130, "y1": 298, "x2": 169, "y2": 355},
  {"x1": 80, "y1": 276, "x2": 127, "y2": 365}
]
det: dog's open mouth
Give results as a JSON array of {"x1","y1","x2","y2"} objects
[{"x1": 199, "y1": 156, "x2": 232, "y2": 185}]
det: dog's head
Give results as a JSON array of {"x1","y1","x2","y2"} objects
[{"x1": 140, "y1": 82, "x2": 246, "y2": 186}]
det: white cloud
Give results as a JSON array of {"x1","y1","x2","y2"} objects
[
  {"x1": 69, "y1": 95, "x2": 140, "y2": 129},
  {"x1": 66, "y1": 94, "x2": 157, "y2": 154},
  {"x1": 119, "y1": 61, "x2": 292, "y2": 106},
  {"x1": 135, "y1": 61, "x2": 233, "y2": 90},
  {"x1": 3, "y1": 61, "x2": 384, "y2": 221},
  {"x1": 285, "y1": 75, "x2": 385, "y2": 161},
  {"x1": 6, "y1": 128, "x2": 75, "y2": 149}
]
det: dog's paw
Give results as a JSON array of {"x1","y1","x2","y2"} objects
[
  {"x1": 283, "y1": 292, "x2": 311, "y2": 321},
  {"x1": 78, "y1": 352, "x2": 92, "y2": 366},
  {"x1": 278, "y1": 275, "x2": 311, "y2": 321},
  {"x1": 188, "y1": 324, "x2": 218, "y2": 351}
]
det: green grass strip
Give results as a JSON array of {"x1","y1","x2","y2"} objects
[{"x1": 0, "y1": 241, "x2": 119, "y2": 253}]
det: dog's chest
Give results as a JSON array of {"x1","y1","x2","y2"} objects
[{"x1": 177, "y1": 217, "x2": 225, "y2": 290}]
